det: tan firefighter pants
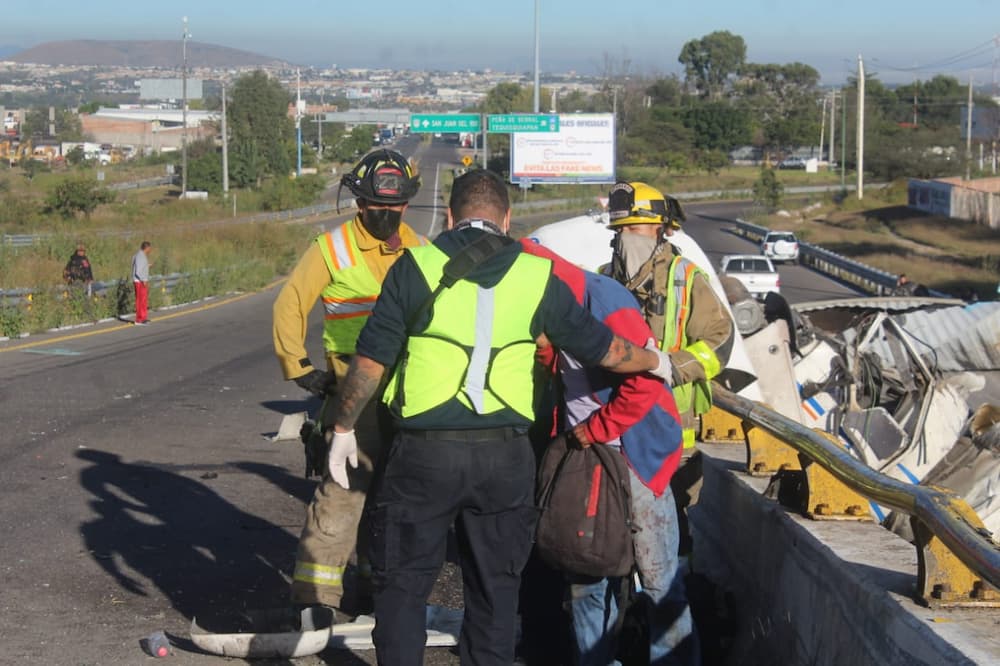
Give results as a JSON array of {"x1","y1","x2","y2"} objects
[{"x1": 290, "y1": 354, "x2": 388, "y2": 609}]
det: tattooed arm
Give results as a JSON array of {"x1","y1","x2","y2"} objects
[
  {"x1": 598, "y1": 335, "x2": 665, "y2": 375},
  {"x1": 331, "y1": 354, "x2": 386, "y2": 432}
]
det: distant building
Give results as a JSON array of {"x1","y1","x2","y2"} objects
[
  {"x1": 80, "y1": 107, "x2": 217, "y2": 154},
  {"x1": 909, "y1": 177, "x2": 1000, "y2": 230}
]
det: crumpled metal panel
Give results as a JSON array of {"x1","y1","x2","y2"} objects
[{"x1": 869, "y1": 303, "x2": 1000, "y2": 373}]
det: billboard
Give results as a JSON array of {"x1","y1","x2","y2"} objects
[
  {"x1": 140, "y1": 78, "x2": 203, "y2": 101},
  {"x1": 509, "y1": 113, "x2": 615, "y2": 185},
  {"x1": 959, "y1": 106, "x2": 1000, "y2": 141}
]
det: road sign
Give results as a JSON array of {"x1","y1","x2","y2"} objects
[
  {"x1": 487, "y1": 114, "x2": 560, "y2": 133},
  {"x1": 461, "y1": 155, "x2": 473, "y2": 167},
  {"x1": 410, "y1": 114, "x2": 481, "y2": 133}
]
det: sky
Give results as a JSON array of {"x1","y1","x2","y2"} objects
[{"x1": 2, "y1": 1, "x2": 999, "y2": 85}]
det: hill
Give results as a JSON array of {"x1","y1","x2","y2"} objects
[{"x1": 9, "y1": 40, "x2": 291, "y2": 68}]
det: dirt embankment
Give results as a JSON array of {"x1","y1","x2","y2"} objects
[{"x1": 775, "y1": 205, "x2": 1000, "y2": 300}]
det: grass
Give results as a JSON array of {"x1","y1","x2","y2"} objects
[
  {"x1": 0, "y1": 159, "x2": 325, "y2": 336},
  {"x1": 749, "y1": 181, "x2": 1000, "y2": 300}
]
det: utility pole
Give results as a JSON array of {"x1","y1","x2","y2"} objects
[
  {"x1": 181, "y1": 16, "x2": 190, "y2": 197},
  {"x1": 841, "y1": 86, "x2": 847, "y2": 189},
  {"x1": 829, "y1": 90, "x2": 836, "y2": 171},
  {"x1": 966, "y1": 75, "x2": 974, "y2": 181},
  {"x1": 819, "y1": 94, "x2": 827, "y2": 163},
  {"x1": 221, "y1": 80, "x2": 229, "y2": 198},
  {"x1": 856, "y1": 55, "x2": 865, "y2": 199},
  {"x1": 532, "y1": 0, "x2": 540, "y2": 113},
  {"x1": 296, "y1": 69, "x2": 302, "y2": 177}
]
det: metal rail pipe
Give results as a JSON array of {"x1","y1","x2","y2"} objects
[{"x1": 712, "y1": 384, "x2": 1000, "y2": 592}]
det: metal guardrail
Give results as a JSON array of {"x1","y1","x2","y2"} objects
[
  {"x1": 0, "y1": 272, "x2": 191, "y2": 308},
  {"x1": 728, "y1": 217, "x2": 950, "y2": 297},
  {"x1": 712, "y1": 384, "x2": 1000, "y2": 595},
  {"x1": 108, "y1": 176, "x2": 175, "y2": 191}
]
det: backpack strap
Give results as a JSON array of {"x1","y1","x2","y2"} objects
[{"x1": 406, "y1": 232, "x2": 513, "y2": 331}]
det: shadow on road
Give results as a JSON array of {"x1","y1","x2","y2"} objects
[{"x1": 76, "y1": 449, "x2": 303, "y2": 648}]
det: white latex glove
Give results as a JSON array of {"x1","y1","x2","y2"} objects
[
  {"x1": 645, "y1": 338, "x2": 674, "y2": 385},
  {"x1": 326, "y1": 429, "x2": 358, "y2": 490}
]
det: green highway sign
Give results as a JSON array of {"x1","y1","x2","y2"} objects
[
  {"x1": 410, "y1": 114, "x2": 481, "y2": 133},
  {"x1": 487, "y1": 114, "x2": 560, "y2": 133}
]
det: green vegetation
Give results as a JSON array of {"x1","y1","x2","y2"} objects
[{"x1": 753, "y1": 183, "x2": 1000, "y2": 300}]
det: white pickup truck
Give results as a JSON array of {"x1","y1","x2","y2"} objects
[{"x1": 719, "y1": 254, "x2": 780, "y2": 299}]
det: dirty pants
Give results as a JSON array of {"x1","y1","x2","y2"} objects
[
  {"x1": 290, "y1": 355, "x2": 389, "y2": 609},
  {"x1": 569, "y1": 472, "x2": 699, "y2": 666},
  {"x1": 370, "y1": 430, "x2": 537, "y2": 666}
]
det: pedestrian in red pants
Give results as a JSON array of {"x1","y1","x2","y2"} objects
[{"x1": 131, "y1": 241, "x2": 153, "y2": 325}]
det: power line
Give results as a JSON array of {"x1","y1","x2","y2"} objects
[{"x1": 874, "y1": 39, "x2": 995, "y2": 73}]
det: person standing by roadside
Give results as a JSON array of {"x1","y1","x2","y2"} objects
[
  {"x1": 131, "y1": 241, "x2": 153, "y2": 325},
  {"x1": 64, "y1": 243, "x2": 95, "y2": 298},
  {"x1": 325, "y1": 169, "x2": 674, "y2": 666},
  {"x1": 272, "y1": 149, "x2": 425, "y2": 617}
]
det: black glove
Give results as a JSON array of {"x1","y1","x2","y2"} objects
[
  {"x1": 294, "y1": 369, "x2": 336, "y2": 397},
  {"x1": 300, "y1": 420, "x2": 327, "y2": 478}
]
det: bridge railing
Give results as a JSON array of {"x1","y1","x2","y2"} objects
[
  {"x1": 727, "y1": 217, "x2": 950, "y2": 297},
  {"x1": 711, "y1": 384, "x2": 1000, "y2": 606}
]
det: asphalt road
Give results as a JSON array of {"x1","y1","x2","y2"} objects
[{"x1": 0, "y1": 150, "x2": 862, "y2": 664}]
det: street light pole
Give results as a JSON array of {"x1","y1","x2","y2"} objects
[
  {"x1": 532, "y1": 0, "x2": 540, "y2": 113},
  {"x1": 181, "y1": 16, "x2": 190, "y2": 197},
  {"x1": 296, "y1": 69, "x2": 302, "y2": 177},
  {"x1": 221, "y1": 80, "x2": 229, "y2": 198}
]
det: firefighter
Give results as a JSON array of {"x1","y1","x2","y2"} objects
[
  {"x1": 272, "y1": 148, "x2": 426, "y2": 615},
  {"x1": 605, "y1": 181, "x2": 734, "y2": 555}
]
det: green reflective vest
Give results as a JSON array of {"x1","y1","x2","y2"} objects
[
  {"x1": 384, "y1": 243, "x2": 550, "y2": 421},
  {"x1": 661, "y1": 255, "x2": 721, "y2": 428},
  {"x1": 315, "y1": 222, "x2": 383, "y2": 355}
]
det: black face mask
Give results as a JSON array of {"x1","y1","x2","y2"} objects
[{"x1": 363, "y1": 207, "x2": 403, "y2": 240}]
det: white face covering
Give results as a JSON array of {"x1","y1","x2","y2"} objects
[{"x1": 617, "y1": 231, "x2": 659, "y2": 280}]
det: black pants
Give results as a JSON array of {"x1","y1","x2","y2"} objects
[{"x1": 369, "y1": 430, "x2": 538, "y2": 666}]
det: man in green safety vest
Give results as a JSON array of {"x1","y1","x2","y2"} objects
[
  {"x1": 324, "y1": 169, "x2": 675, "y2": 665},
  {"x1": 605, "y1": 181, "x2": 735, "y2": 550}
]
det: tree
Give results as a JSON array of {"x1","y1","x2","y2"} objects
[
  {"x1": 227, "y1": 70, "x2": 294, "y2": 188},
  {"x1": 736, "y1": 62, "x2": 821, "y2": 155},
  {"x1": 678, "y1": 31, "x2": 747, "y2": 99},
  {"x1": 65, "y1": 145, "x2": 86, "y2": 166},
  {"x1": 185, "y1": 139, "x2": 224, "y2": 194},
  {"x1": 475, "y1": 83, "x2": 539, "y2": 164},
  {"x1": 45, "y1": 176, "x2": 115, "y2": 219},
  {"x1": 328, "y1": 125, "x2": 377, "y2": 163},
  {"x1": 682, "y1": 102, "x2": 751, "y2": 151},
  {"x1": 752, "y1": 167, "x2": 783, "y2": 209},
  {"x1": 21, "y1": 106, "x2": 84, "y2": 141}
]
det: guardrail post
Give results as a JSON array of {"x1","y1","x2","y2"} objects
[
  {"x1": 701, "y1": 406, "x2": 746, "y2": 444},
  {"x1": 912, "y1": 494, "x2": 1000, "y2": 608},
  {"x1": 802, "y1": 431, "x2": 873, "y2": 521},
  {"x1": 745, "y1": 423, "x2": 801, "y2": 476}
]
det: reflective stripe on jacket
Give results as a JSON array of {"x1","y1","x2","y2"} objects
[
  {"x1": 383, "y1": 243, "x2": 550, "y2": 421},
  {"x1": 661, "y1": 255, "x2": 721, "y2": 435},
  {"x1": 316, "y1": 223, "x2": 384, "y2": 355}
]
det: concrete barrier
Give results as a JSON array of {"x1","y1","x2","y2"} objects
[{"x1": 690, "y1": 443, "x2": 1000, "y2": 665}]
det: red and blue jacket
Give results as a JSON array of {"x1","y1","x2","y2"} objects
[{"x1": 521, "y1": 240, "x2": 684, "y2": 497}]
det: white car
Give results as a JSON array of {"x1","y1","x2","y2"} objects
[
  {"x1": 761, "y1": 231, "x2": 800, "y2": 263},
  {"x1": 719, "y1": 254, "x2": 780, "y2": 300}
]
